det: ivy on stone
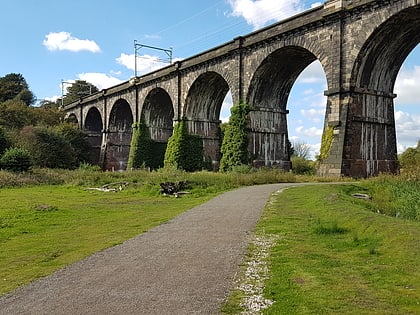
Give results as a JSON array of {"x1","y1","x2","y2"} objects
[
  {"x1": 127, "y1": 120, "x2": 154, "y2": 169},
  {"x1": 319, "y1": 125, "x2": 334, "y2": 161},
  {"x1": 219, "y1": 102, "x2": 251, "y2": 172},
  {"x1": 164, "y1": 118, "x2": 204, "y2": 172}
]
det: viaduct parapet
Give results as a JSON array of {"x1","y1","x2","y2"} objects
[{"x1": 64, "y1": 0, "x2": 420, "y2": 177}]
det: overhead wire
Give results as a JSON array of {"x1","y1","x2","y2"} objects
[{"x1": 155, "y1": 0, "x2": 326, "y2": 58}]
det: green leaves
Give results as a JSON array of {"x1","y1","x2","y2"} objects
[
  {"x1": 164, "y1": 118, "x2": 204, "y2": 172},
  {"x1": 219, "y1": 102, "x2": 251, "y2": 172}
]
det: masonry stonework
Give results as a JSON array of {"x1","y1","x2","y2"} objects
[{"x1": 64, "y1": 0, "x2": 419, "y2": 177}]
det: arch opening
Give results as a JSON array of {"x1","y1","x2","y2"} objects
[
  {"x1": 142, "y1": 88, "x2": 174, "y2": 142},
  {"x1": 394, "y1": 44, "x2": 420, "y2": 154},
  {"x1": 185, "y1": 71, "x2": 230, "y2": 169},
  {"x1": 106, "y1": 99, "x2": 133, "y2": 171},
  {"x1": 65, "y1": 113, "x2": 78, "y2": 125},
  {"x1": 84, "y1": 107, "x2": 103, "y2": 165},
  {"x1": 347, "y1": 6, "x2": 420, "y2": 177},
  {"x1": 247, "y1": 46, "x2": 323, "y2": 169}
]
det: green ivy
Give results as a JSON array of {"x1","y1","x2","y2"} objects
[
  {"x1": 128, "y1": 121, "x2": 153, "y2": 169},
  {"x1": 319, "y1": 125, "x2": 334, "y2": 161},
  {"x1": 219, "y1": 102, "x2": 251, "y2": 172},
  {"x1": 164, "y1": 118, "x2": 204, "y2": 172}
]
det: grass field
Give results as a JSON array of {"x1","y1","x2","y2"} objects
[
  {"x1": 0, "y1": 182, "x2": 225, "y2": 295},
  {"x1": 223, "y1": 184, "x2": 420, "y2": 314}
]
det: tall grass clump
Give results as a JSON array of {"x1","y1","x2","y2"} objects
[{"x1": 362, "y1": 173, "x2": 420, "y2": 221}]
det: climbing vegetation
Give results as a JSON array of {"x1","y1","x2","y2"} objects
[
  {"x1": 164, "y1": 118, "x2": 204, "y2": 172},
  {"x1": 318, "y1": 125, "x2": 334, "y2": 161},
  {"x1": 219, "y1": 102, "x2": 251, "y2": 172},
  {"x1": 128, "y1": 121, "x2": 167, "y2": 170}
]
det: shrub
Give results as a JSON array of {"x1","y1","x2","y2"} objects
[
  {"x1": 219, "y1": 102, "x2": 251, "y2": 172},
  {"x1": 291, "y1": 156, "x2": 316, "y2": 175},
  {"x1": 164, "y1": 118, "x2": 204, "y2": 172},
  {"x1": 128, "y1": 121, "x2": 155, "y2": 170},
  {"x1": 19, "y1": 126, "x2": 78, "y2": 169},
  {"x1": 56, "y1": 123, "x2": 91, "y2": 164},
  {"x1": 0, "y1": 147, "x2": 32, "y2": 172},
  {"x1": 399, "y1": 140, "x2": 420, "y2": 169},
  {"x1": 0, "y1": 127, "x2": 11, "y2": 155}
]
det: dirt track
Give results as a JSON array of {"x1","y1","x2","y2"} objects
[{"x1": 0, "y1": 183, "x2": 302, "y2": 314}]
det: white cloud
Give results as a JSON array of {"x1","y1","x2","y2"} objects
[
  {"x1": 227, "y1": 0, "x2": 303, "y2": 30},
  {"x1": 77, "y1": 73, "x2": 123, "y2": 90},
  {"x1": 295, "y1": 125, "x2": 323, "y2": 137},
  {"x1": 43, "y1": 32, "x2": 101, "y2": 53},
  {"x1": 297, "y1": 61, "x2": 326, "y2": 84},
  {"x1": 300, "y1": 108, "x2": 324, "y2": 123},
  {"x1": 395, "y1": 110, "x2": 420, "y2": 152},
  {"x1": 116, "y1": 53, "x2": 170, "y2": 75},
  {"x1": 394, "y1": 65, "x2": 420, "y2": 105}
]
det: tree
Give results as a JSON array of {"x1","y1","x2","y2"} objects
[
  {"x1": 61, "y1": 80, "x2": 99, "y2": 106},
  {"x1": 219, "y1": 102, "x2": 251, "y2": 172},
  {"x1": 291, "y1": 141, "x2": 311, "y2": 159},
  {"x1": 0, "y1": 73, "x2": 35, "y2": 106}
]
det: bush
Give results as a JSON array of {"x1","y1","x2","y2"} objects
[
  {"x1": 291, "y1": 156, "x2": 316, "y2": 175},
  {"x1": 57, "y1": 123, "x2": 91, "y2": 164},
  {"x1": 164, "y1": 119, "x2": 204, "y2": 172},
  {"x1": 399, "y1": 141, "x2": 420, "y2": 169},
  {"x1": 0, "y1": 127, "x2": 11, "y2": 155},
  {"x1": 219, "y1": 102, "x2": 251, "y2": 172},
  {"x1": 128, "y1": 121, "x2": 155, "y2": 170},
  {"x1": 19, "y1": 126, "x2": 78, "y2": 169},
  {"x1": 0, "y1": 147, "x2": 31, "y2": 172}
]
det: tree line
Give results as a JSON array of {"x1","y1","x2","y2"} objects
[{"x1": 0, "y1": 73, "x2": 95, "y2": 172}]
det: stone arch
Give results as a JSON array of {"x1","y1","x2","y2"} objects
[
  {"x1": 247, "y1": 46, "x2": 324, "y2": 168},
  {"x1": 65, "y1": 113, "x2": 78, "y2": 125},
  {"x1": 184, "y1": 71, "x2": 231, "y2": 167},
  {"x1": 343, "y1": 5, "x2": 420, "y2": 177},
  {"x1": 84, "y1": 107, "x2": 103, "y2": 165},
  {"x1": 105, "y1": 99, "x2": 133, "y2": 171},
  {"x1": 185, "y1": 71, "x2": 230, "y2": 121},
  {"x1": 85, "y1": 107, "x2": 103, "y2": 133},
  {"x1": 351, "y1": 6, "x2": 420, "y2": 93},
  {"x1": 141, "y1": 87, "x2": 174, "y2": 142}
]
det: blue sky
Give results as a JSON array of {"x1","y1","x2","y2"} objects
[{"x1": 1, "y1": 0, "x2": 419, "y2": 158}]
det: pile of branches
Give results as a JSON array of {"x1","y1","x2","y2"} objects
[
  {"x1": 159, "y1": 181, "x2": 190, "y2": 197},
  {"x1": 85, "y1": 182, "x2": 129, "y2": 192}
]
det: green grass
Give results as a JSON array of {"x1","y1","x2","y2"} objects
[
  {"x1": 0, "y1": 182, "x2": 225, "y2": 295},
  {"x1": 223, "y1": 184, "x2": 420, "y2": 314}
]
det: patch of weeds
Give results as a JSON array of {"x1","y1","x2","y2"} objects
[
  {"x1": 42, "y1": 250, "x2": 63, "y2": 263},
  {"x1": 33, "y1": 204, "x2": 59, "y2": 212},
  {"x1": 314, "y1": 220, "x2": 349, "y2": 235},
  {"x1": 0, "y1": 218, "x2": 13, "y2": 229}
]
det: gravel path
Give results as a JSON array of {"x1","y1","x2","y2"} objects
[{"x1": 0, "y1": 183, "x2": 301, "y2": 315}]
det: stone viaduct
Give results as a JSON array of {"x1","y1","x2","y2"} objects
[{"x1": 64, "y1": 0, "x2": 420, "y2": 177}]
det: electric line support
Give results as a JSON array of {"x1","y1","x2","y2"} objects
[{"x1": 134, "y1": 40, "x2": 173, "y2": 78}]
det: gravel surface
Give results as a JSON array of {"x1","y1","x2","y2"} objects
[{"x1": 0, "y1": 183, "x2": 301, "y2": 315}]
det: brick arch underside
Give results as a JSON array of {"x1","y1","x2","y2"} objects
[
  {"x1": 184, "y1": 71, "x2": 230, "y2": 166},
  {"x1": 345, "y1": 5, "x2": 420, "y2": 177},
  {"x1": 247, "y1": 46, "x2": 319, "y2": 168},
  {"x1": 141, "y1": 88, "x2": 174, "y2": 143},
  {"x1": 85, "y1": 107, "x2": 103, "y2": 165},
  {"x1": 105, "y1": 99, "x2": 134, "y2": 171}
]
